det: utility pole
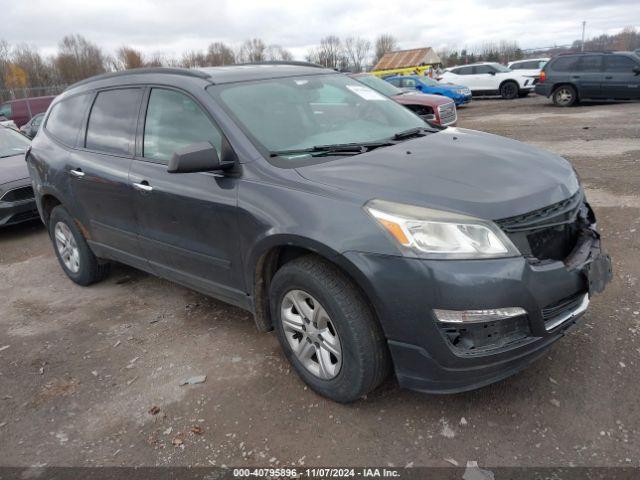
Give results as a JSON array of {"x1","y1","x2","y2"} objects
[{"x1": 581, "y1": 21, "x2": 586, "y2": 52}]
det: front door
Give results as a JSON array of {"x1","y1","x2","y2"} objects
[
  {"x1": 69, "y1": 87, "x2": 146, "y2": 267},
  {"x1": 129, "y1": 87, "x2": 245, "y2": 306},
  {"x1": 603, "y1": 55, "x2": 640, "y2": 100}
]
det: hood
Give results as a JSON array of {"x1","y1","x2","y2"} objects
[
  {"x1": 295, "y1": 128, "x2": 579, "y2": 220},
  {"x1": 395, "y1": 92, "x2": 451, "y2": 106},
  {"x1": 0, "y1": 153, "x2": 29, "y2": 185}
]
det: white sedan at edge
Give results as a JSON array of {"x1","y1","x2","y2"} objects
[{"x1": 439, "y1": 62, "x2": 536, "y2": 99}]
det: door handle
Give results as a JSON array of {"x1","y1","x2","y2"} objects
[
  {"x1": 132, "y1": 181, "x2": 153, "y2": 193},
  {"x1": 604, "y1": 76, "x2": 613, "y2": 80},
  {"x1": 571, "y1": 75, "x2": 581, "y2": 79},
  {"x1": 69, "y1": 168, "x2": 85, "y2": 178}
]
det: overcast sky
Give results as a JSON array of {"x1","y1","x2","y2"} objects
[{"x1": 3, "y1": 0, "x2": 640, "y2": 59}]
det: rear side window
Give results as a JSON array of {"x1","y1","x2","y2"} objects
[
  {"x1": 85, "y1": 88, "x2": 143, "y2": 155},
  {"x1": 550, "y1": 56, "x2": 580, "y2": 72},
  {"x1": 605, "y1": 55, "x2": 638, "y2": 72},
  {"x1": 45, "y1": 94, "x2": 91, "y2": 147},
  {"x1": 512, "y1": 60, "x2": 544, "y2": 70},
  {"x1": 143, "y1": 88, "x2": 223, "y2": 163},
  {"x1": 402, "y1": 78, "x2": 417, "y2": 88},
  {"x1": 578, "y1": 55, "x2": 602, "y2": 72}
]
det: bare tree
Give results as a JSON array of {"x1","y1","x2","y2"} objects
[
  {"x1": 307, "y1": 36, "x2": 346, "y2": 69},
  {"x1": 10, "y1": 44, "x2": 56, "y2": 87},
  {"x1": 113, "y1": 46, "x2": 145, "y2": 71},
  {"x1": 238, "y1": 38, "x2": 267, "y2": 63},
  {"x1": 344, "y1": 37, "x2": 371, "y2": 72},
  {"x1": 55, "y1": 34, "x2": 106, "y2": 84},
  {"x1": 180, "y1": 50, "x2": 207, "y2": 68},
  {"x1": 206, "y1": 42, "x2": 236, "y2": 66},
  {"x1": 373, "y1": 34, "x2": 398, "y2": 65},
  {"x1": 265, "y1": 44, "x2": 293, "y2": 62}
]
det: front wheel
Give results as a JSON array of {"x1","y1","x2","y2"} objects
[
  {"x1": 552, "y1": 85, "x2": 578, "y2": 107},
  {"x1": 270, "y1": 255, "x2": 390, "y2": 403},
  {"x1": 49, "y1": 206, "x2": 110, "y2": 286},
  {"x1": 500, "y1": 81, "x2": 519, "y2": 99}
]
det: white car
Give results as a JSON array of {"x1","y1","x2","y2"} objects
[
  {"x1": 439, "y1": 62, "x2": 535, "y2": 99},
  {"x1": 508, "y1": 58, "x2": 549, "y2": 84}
]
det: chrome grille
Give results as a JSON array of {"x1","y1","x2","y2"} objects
[
  {"x1": 438, "y1": 102, "x2": 457, "y2": 126},
  {"x1": 0, "y1": 186, "x2": 35, "y2": 202}
]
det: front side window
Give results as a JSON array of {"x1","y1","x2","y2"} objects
[
  {"x1": 419, "y1": 77, "x2": 439, "y2": 87},
  {"x1": 605, "y1": 55, "x2": 638, "y2": 72},
  {"x1": 212, "y1": 73, "x2": 425, "y2": 159},
  {"x1": 579, "y1": 55, "x2": 603, "y2": 72},
  {"x1": 85, "y1": 88, "x2": 143, "y2": 155},
  {"x1": 45, "y1": 93, "x2": 91, "y2": 147},
  {"x1": 474, "y1": 65, "x2": 495, "y2": 74},
  {"x1": 143, "y1": 89, "x2": 223, "y2": 163},
  {"x1": 0, "y1": 103, "x2": 11, "y2": 118}
]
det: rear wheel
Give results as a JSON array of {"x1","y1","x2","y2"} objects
[
  {"x1": 552, "y1": 85, "x2": 578, "y2": 107},
  {"x1": 49, "y1": 206, "x2": 110, "y2": 286},
  {"x1": 270, "y1": 255, "x2": 390, "y2": 402},
  {"x1": 500, "y1": 81, "x2": 519, "y2": 99}
]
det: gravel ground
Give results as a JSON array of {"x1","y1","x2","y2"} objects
[{"x1": 0, "y1": 95, "x2": 639, "y2": 469}]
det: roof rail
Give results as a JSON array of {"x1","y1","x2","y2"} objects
[
  {"x1": 66, "y1": 67, "x2": 211, "y2": 91},
  {"x1": 239, "y1": 61, "x2": 326, "y2": 69}
]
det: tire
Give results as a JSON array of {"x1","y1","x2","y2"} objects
[
  {"x1": 270, "y1": 255, "x2": 390, "y2": 402},
  {"x1": 49, "y1": 206, "x2": 110, "y2": 286},
  {"x1": 552, "y1": 85, "x2": 578, "y2": 107},
  {"x1": 500, "y1": 81, "x2": 519, "y2": 99}
]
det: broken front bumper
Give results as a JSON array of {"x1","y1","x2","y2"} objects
[{"x1": 343, "y1": 200, "x2": 612, "y2": 394}]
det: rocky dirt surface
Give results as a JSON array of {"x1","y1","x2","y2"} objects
[{"x1": 0, "y1": 95, "x2": 638, "y2": 469}]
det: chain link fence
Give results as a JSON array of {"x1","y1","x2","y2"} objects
[{"x1": 0, "y1": 85, "x2": 68, "y2": 103}]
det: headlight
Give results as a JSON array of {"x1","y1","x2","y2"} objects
[{"x1": 365, "y1": 199, "x2": 519, "y2": 260}]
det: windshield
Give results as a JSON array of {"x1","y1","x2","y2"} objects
[
  {"x1": 212, "y1": 74, "x2": 426, "y2": 158},
  {"x1": 0, "y1": 127, "x2": 30, "y2": 158},
  {"x1": 353, "y1": 74, "x2": 402, "y2": 97},
  {"x1": 418, "y1": 77, "x2": 440, "y2": 87}
]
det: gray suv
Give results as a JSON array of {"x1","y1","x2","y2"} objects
[
  {"x1": 27, "y1": 64, "x2": 611, "y2": 402},
  {"x1": 536, "y1": 51, "x2": 640, "y2": 106}
]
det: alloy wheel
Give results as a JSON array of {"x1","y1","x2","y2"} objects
[
  {"x1": 280, "y1": 289, "x2": 342, "y2": 380},
  {"x1": 54, "y1": 221, "x2": 80, "y2": 273},
  {"x1": 556, "y1": 88, "x2": 574, "y2": 106}
]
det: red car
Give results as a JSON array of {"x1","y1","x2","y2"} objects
[
  {"x1": 350, "y1": 73, "x2": 457, "y2": 127},
  {"x1": 0, "y1": 95, "x2": 56, "y2": 128}
]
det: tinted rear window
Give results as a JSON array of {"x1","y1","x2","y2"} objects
[
  {"x1": 452, "y1": 66, "x2": 473, "y2": 75},
  {"x1": 579, "y1": 55, "x2": 602, "y2": 72},
  {"x1": 45, "y1": 94, "x2": 91, "y2": 147},
  {"x1": 550, "y1": 56, "x2": 580, "y2": 72},
  {"x1": 85, "y1": 89, "x2": 143, "y2": 155}
]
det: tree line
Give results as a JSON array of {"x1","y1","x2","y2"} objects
[
  {"x1": 0, "y1": 33, "x2": 399, "y2": 97},
  {"x1": 2, "y1": 27, "x2": 639, "y2": 99}
]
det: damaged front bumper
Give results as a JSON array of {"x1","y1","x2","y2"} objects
[{"x1": 343, "y1": 191, "x2": 612, "y2": 394}]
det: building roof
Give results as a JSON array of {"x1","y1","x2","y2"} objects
[{"x1": 374, "y1": 48, "x2": 442, "y2": 70}]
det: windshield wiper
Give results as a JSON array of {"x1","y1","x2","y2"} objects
[
  {"x1": 392, "y1": 127, "x2": 429, "y2": 140},
  {"x1": 270, "y1": 141, "x2": 394, "y2": 157}
]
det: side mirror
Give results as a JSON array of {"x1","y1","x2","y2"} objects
[
  {"x1": 633, "y1": 66, "x2": 640, "y2": 76},
  {"x1": 489, "y1": 71, "x2": 496, "y2": 76},
  {"x1": 167, "y1": 142, "x2": 233, "y2": 174}
]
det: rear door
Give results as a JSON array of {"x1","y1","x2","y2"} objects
[
  {"x1": 450, "y1": 66, "x2": 479, "y2": 90},
  {"x1": 129, "y1": 87, "x2": 245, "y2": 304},
  {"x1": 69, "y1": 87, "x2": 146, "y2": 267},
  {"x1": 603, "y1": 55, "x2": 640, "y2": 99},
  {"x1": 575, "y1": 55, "x2": 604, "y2": 98}
]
